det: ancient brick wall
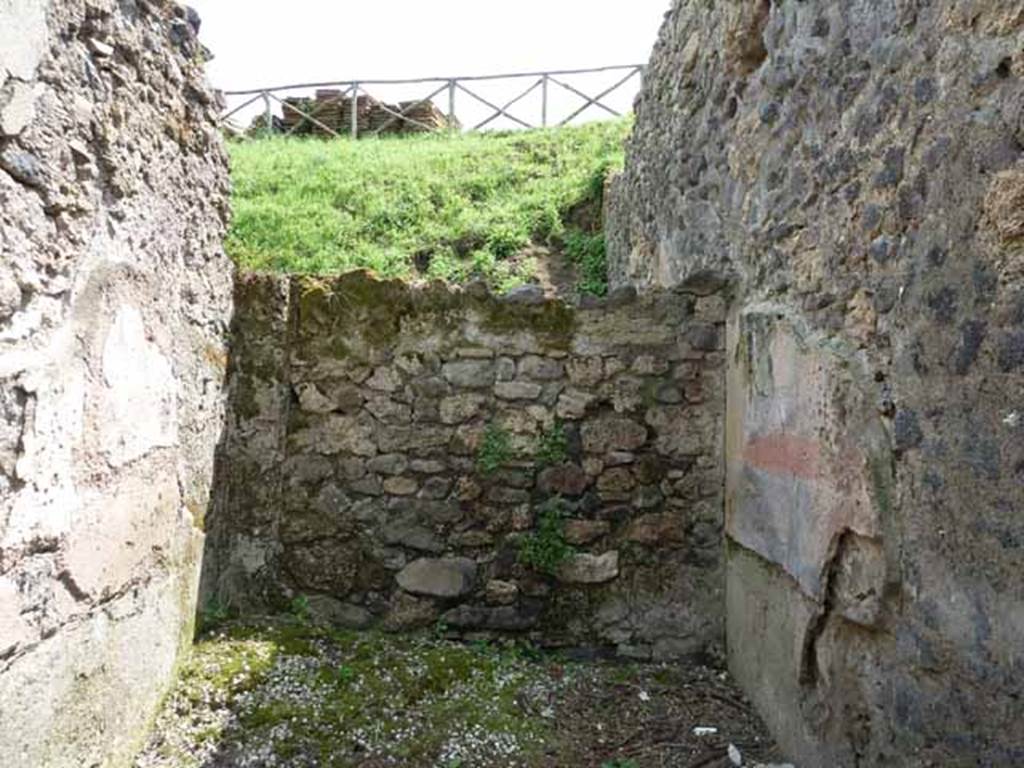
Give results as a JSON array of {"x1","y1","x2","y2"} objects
[
  {"x1": 607, "y1": 0, "x2": 1024, "y2": 764},
  {"x1": 0, "y1": 2, "x2": 231, "y2": 765},
  {"x1": 204, "y1": 272, "x2": 726, "y2": 660}
]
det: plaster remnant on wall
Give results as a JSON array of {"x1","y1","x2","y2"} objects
[
  {"x1": 0, "y1": 0, "x2": 48, "y2": 83},
  {"x1": 100, "y1": 306, "x2": 179, "y2": 466},
  {"x1": 0, "y1": 80, "x2": 41, "y2": 137},
  {"x1": 726, "y1": 310, "x2": 889, "y2": 601},
  {"x1": 63, "y1": 474, "x2": 181, "y2": 600},
  {"x1": 4, "y1": 369, "x2": 83, "y2": 547},
  {"x1": 0, "y1": 1, "x2": 232, "y2": 765}
]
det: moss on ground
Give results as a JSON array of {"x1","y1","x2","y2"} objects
[
  {"x1": 135, "y1": 620, "x2": 555, "y2": 767},
  {"x1": 135, "y1": 618, "x2": 783, "y2": 768}
]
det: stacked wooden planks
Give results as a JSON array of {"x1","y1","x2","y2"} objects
[{"x1": 280, "y1": 90, "x2": 455, "y2": 136}]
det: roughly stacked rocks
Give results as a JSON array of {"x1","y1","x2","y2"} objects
[{"x1": 205, "y1": 271, "x2": 726, "y2": 660}]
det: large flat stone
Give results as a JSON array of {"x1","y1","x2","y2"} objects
[
  {"x1": 382, "y1": 519, "x2": 445, "y2": 554},
  {"x1": 581, "y1": 416, "x2": 648, "y2": 453},
  {"x1": 290, "y1": 413, "x2": 378, "y2": 457},
  {"x1": 626, "y1": 513, "x2": 685, "y2": 545},
  {"x1": 494, "y1": 381, "x2": 542, "y2": 400},
  {"x1": 442, "y1": 360, "x2": 495, "y2": 388},
  {"x1": 306, "y1": 595, "x2": 373, "y2": 629},
  {"x1": 396, "y1": 557, "x2": 477, "y2": 598},
  {"x1": 439, "y1": 393, "x2": 487, "y2": 424},
  {"x1": 557, "y1": 551, "x2": 620, "y2": 584},
  {"x1": 538, "y1": 463, "x2": 591, "y2": 496}
]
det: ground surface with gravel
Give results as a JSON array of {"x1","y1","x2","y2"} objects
[{"x1": 135, "y1": 618, "x2": 786, "y2": 768}]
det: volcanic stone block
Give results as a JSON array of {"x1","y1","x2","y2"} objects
[{"x1": 396, "y1": 557, "x2": 477, "y2": 598}]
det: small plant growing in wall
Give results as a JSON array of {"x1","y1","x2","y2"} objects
[
  {"x1": 477, "y1": 422, "x2": 513, "y2": 475},
  {"x1": 564, "y1": 229, "x2": 608, "y2": 297},
  {"x1": 289, "y1": 594, "x2": 311, "y2": 624},
  {"x1": 198, "y1": 595, "x2": 231, "y2": 633},
  {"x1": 518, "y1": 497, "x2": 575, "y2": 576},
  {"x1": 433, "y1": 617, "x2": 450, "y2": 640},
  {"x1": 535, "y1": 420, "x2": 568, "y2": 467}
]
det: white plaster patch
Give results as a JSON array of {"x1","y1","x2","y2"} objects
[
  {"x1": 89, "y1": 216, "x2": 137, "y2": 266},
  {"x1": 0, "y1": 80, "x2": 41, "y2": 136},
  {"x1": 3, "y1": 363, "x2": 84, "y2": 547},
  {"x1": 0, "y1": 576, "x2": 34, "y2": 655},
  {"x1": 100, "y1": 306, "x2": 178, "y2": 466},
  {"x1": 63, "y1": 474, "x2": 180, "y2": 599},
  {"x1": 0, "y1": 0, "x2": 49, "y2": 82}
]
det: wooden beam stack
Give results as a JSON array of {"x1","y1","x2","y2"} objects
[{"x1": 279, "y1": 90, "x2": 456, "y2": 136}]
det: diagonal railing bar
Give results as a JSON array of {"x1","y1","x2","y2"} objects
[
  {"x1": 472, "y1": 77, "x2": 544, "y2": 131},
  {"x1": 267, "y1": 91, "x2": 342, "y2": 138},
  {"x1": 548, "y1": 76, "x2": 620, "y2": 118},
  {"x1": 369, "y1": 96, "x2": 445, "y2": 135},
  {"x1": 455, "y1": 82, "x2": 533, "y2": 129},
  {"x1": 282, "y1": 101, "x2": 307, "y2": 136},
  {"x1": 222, "y1": 91, "x2": 264, "y2": 122},
  {"x1": 324, "y1": 84, "x2": 357, "y2": 138},
  {"x1": 557, "y1": 67, "x2": 641, "y2": 126},
  {"x1": 281, "y1": 91, "x2": 349, "y2": 137},
  {"x1": 370, "y1": 82, "x2": 451, "y2": 136}
]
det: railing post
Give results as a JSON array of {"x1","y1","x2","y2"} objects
[
  {"x1": 541, "y1": 74, "x2": 548, "y2": 128},
  {"x1": 448, "y1": 79, "x2": 457, "y2": 134},
  {"x1": 351, "y1": 82, "x2": 359, "y2": 140},
  {"x1": 262, "y1": 91, "x2": 272, "y2": 135}
]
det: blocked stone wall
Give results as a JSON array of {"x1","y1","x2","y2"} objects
[
  {"x1": 608, "y1": 0, "x2": 1024, "y2": 764},
  {"x1": 0, "y1": 2, "x2": 231, "y2": 765},
  {"x1": 203, "y1": 272, "x2": 726, "y2": 659}
]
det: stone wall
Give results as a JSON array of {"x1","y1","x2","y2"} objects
[
  {"x1": 608, "y1": 0, "x2": 1024, "y2": 764},
  {"x1": 0, "y1": 2, "x2": 231, "y2": 766},
  {"x1": 203, "y1": 272, "x2": 726, "y2": 660}
]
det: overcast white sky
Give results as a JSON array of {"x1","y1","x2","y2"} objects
[{"x1": 189, "y1": 0, "x2": 671, "y2": 130}]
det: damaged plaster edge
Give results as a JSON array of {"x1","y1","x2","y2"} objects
[{"x1": 0, "y1": 0, "x2": 49, "y2": 86}]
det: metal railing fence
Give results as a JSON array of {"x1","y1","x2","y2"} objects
[{"x1": 220, "y1": 64, "x2": 644, "y2": 138}]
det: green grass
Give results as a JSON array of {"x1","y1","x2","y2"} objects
[{"x1": 227, "y1": 120, "x2": 629, "y2": 290}]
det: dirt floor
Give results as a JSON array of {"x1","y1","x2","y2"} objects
[
  {"x1": 135, "y1": 618, "x2": 787, "y2": 768},
  {"x1": 530, "y1": 245, "x2": 579, "y2": 301}
]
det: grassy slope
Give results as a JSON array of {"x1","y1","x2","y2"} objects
[{"x1": 227, "y1": 120, "x2": 628, "y2": 291}]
